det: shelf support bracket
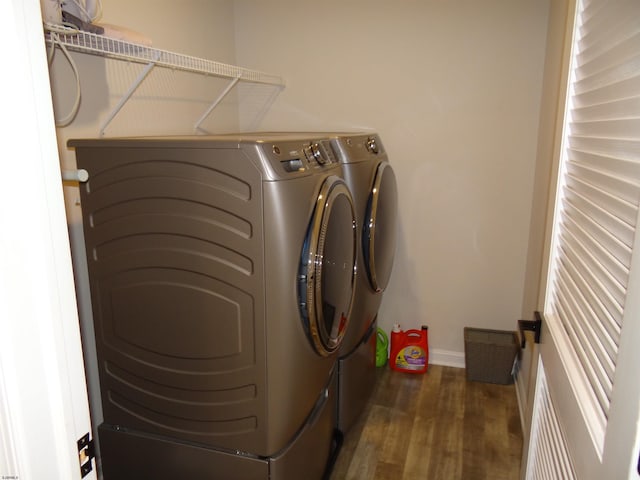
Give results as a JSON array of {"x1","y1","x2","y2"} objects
[
  {"x1": 99, "y1": 52, "x2": 161, "y2": 136},
  {"x1": 194, "y1": 74, "x2": 242, "y2": 132}
]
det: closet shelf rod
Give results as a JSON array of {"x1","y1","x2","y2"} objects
[{"x1": 62, "y1": 169, "x2": 89, "y2": 182}]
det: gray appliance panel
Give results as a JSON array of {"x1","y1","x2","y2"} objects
[
  {"x1": 73, "y1": 137, "x2": 344, "y2": 458},
  {"x1": 331, "y1": 133, "x2": 397, "y2": 353},
  {"x1": 76, "y1": 145, "x2": 269, "y2": 453},
  {"x1": 330, "y1": 133, "x2": 397, "y2": 435},
  {"x1": 97, "y1": 369, "x2": 337, "y2": 480},
  {"x1": 98, "y1": 424, "x2": 269, "y2": 480},
  {"x1": 269, "y1": 370, "x2": 337, "y2": 479},
  {"x1": 338, "y1": 160, "x2": 385, "y2": 350},
  {"x1": 337, "y1": 321, "x2": 377, "y2": 432}
]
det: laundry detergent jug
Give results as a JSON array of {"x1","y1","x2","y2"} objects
[
  {"x1": 389, "y1": 324, "x2": 429, "y2": 373},
  {"x1": 376, "y1": 328, "x2": 389, "y2": 367}
]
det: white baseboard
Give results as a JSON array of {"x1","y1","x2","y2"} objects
[{"x1": 430, "y1": 349, "x2": 465, "y2": 369}]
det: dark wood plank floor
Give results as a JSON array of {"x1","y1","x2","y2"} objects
[{"x1": 330, "y1": 365, "x2": 523, "y2": 480}]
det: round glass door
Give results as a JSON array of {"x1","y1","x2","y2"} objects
[
  {"x1": 299, "y1": 176, "x2": 357, "y2": 356},
  {"x1": 363, "y1": 161, "x2": 398, "y2": 293}
]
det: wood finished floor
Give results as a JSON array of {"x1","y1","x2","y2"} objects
[{"x1": 330, "y1": 365, "x2": 523, "y2": 480}]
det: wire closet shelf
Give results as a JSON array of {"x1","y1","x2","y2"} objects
[{"x1": 44, "y1": 24, "x2": 285, "y2": 86}]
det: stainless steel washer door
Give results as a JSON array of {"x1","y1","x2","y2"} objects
[
  {"x1": 299, "y1": 176, "x2": 357, "y2": 356},
  {"x1": 363, "y1": 161, "x2": 398, "y2": 293}
]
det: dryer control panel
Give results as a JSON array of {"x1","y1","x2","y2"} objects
[{"x1": 256, "y1": 138, "x2": 339, "y2": 180}]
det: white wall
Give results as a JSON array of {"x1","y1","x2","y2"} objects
[
  {"x1": 51, "y1": 0, "x2": 551, "y2": 362},
  {"x1": 232, "y1": 0, "x2": 551, "y2": 358}
]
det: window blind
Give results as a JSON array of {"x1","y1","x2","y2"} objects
[{"x1": 546, "y1": 0, "x2": 640, "y2": 443}]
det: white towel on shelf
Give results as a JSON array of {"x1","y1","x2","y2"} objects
[{"x1": 96, "y1": 23, "x2": 153, "y2": 47}]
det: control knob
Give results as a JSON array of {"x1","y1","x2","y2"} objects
[
  {"x1": 304, "y1": 142, "x2": 328, "y2": 165},
  {"x1": 366, "y1": 137, "x2": 379, "y2": 154}
]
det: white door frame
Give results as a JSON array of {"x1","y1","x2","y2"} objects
[
  {"x1": 0, "y1": 1, "x2": 94, "y2": 479},
  {"x1": 521, "y1": 0, "x2": 640, "y2": 477}
]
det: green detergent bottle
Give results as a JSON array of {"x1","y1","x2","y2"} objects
[{"x1": 376, "y1": 328, "x2": 389, "y2": 367}]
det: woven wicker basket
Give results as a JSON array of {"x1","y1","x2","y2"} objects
[{"x1": 464, "y1": 327, "x2": 518, "y2": 385}]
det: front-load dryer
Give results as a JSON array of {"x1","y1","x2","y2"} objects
[
  {"x1": 330, "y1": 133, "x2": 398, "y2": 434},
  {"x1": 69, "y1": 134, "x2": 357, "y2": 480}
]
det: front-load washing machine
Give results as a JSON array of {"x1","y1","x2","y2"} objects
[
  {"x1": 330, "y1": 133, "x2": 398, "y2": 433},
  {"x1": 69, "y1": 134, "x2": 357, "y2": 480}
]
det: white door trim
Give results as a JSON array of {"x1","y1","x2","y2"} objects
[{"x1": 0, "y1": 1, "x2": 94, "y2": 479}]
